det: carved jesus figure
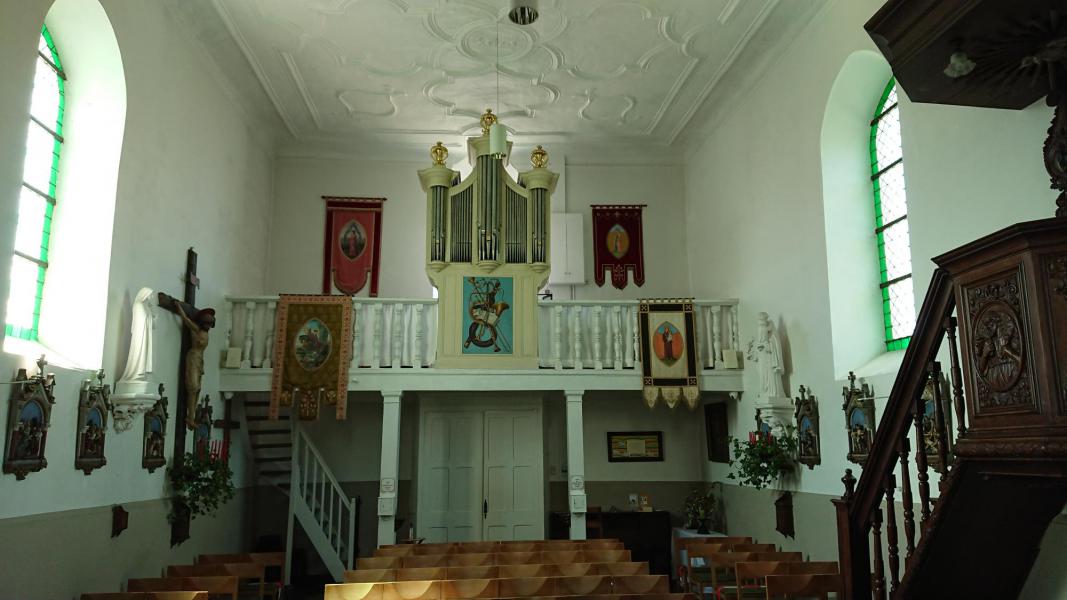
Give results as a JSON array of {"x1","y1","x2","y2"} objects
[
  {"x1": 174, "y1": 303, "x2": 215, "y2": 428},
  {"x1": 747, "y1": 312, "x2": 786, "y2": 399}
]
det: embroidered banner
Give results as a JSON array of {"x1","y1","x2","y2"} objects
[
  {"x1": 592, "y1": 205, "x2": 645, "y2": 290},
  {"x1": 638, "y1": 299, "x2": 699, "y2": 410},
  {"x1": 323, "y1": 197, "x2": 385, "y2": 296},
  {"x1": 270, "y1": 295, "x2": 353, "y2": 421}
]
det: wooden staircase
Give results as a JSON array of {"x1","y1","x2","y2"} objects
[
  {"x1": 244, "y1": 397, "x2": 292, "y2": 491},
  {"x1": 833, "y1": 218, "x2": 1067, "y2": 598}
]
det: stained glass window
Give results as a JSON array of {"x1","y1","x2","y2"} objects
[
  {"x1": 6, "y1": 26, "x2": 64, "y2": 341},
  {"x1": 870, "y1": 77, "x2": 914, "y2": 351}
]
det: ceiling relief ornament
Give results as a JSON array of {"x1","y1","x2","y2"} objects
[
  {"x1": 210, "y1": 0, "x2": 785, "y2": 144},
  {"x1": 964, "y1": 272, "x2": 1035, "y2": 413}
]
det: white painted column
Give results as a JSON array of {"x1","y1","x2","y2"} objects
[
  {"x1": 565, "y1": 390, "x2": 587, "y2": 540},
  {"x1": 377, "y1": 390, "x2": 403, "y2": 547}
]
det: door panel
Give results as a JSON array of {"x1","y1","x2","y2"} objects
[
  {"x1": 417, "y1": 411, "x2": 483, "y2": 542},
  {"x1": 483, "y1": 409, "x2": 545, "y2": 541}
]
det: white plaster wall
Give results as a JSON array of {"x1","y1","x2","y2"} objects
[
  {"x1": 267, "y1": 156, "x2": 690, "y2": 301},
  {"x1": 543, "y1": 391, "x2": 704, "y2": 484},
  {"x1": 684, "y1": 0, "x2": 1056, "y2": 498},
  {"x1": 0, "y1": 0, "x2": 272, "y2": 520}
]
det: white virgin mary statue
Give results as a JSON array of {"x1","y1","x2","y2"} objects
[
  {"x1": 747, "y1": 312, "x2": 786, "y2": 400},
  {"x1": 115, "y1": 287, "x2": 157, "y2": 396}
]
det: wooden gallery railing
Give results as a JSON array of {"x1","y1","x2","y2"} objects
[{"x1": 833, "y1": 268, "x2": 964, "y2": 599}]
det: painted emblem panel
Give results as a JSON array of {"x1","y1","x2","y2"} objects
[{"x1": 462, "y1": 277, "x2": 514, "y2": 355}]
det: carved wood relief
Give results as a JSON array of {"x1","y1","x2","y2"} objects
[
  {"x1": 1047, "y1": 255, "x2": 1067, "y2": 413},
  {"x1": 965, "y1": 271, "x2": 1036, "y2": 414}
]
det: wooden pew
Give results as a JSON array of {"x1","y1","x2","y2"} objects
[
  {"x1": 166, "y1": 563, "x2": 267, "y2": 598},
  {"x1": 374, "y1": 540, "x2": 624, "y2": 557},
  {"x1": 127, "y1": 576, "x2": 238, "y2": 600},
  {"x1": 196, "y1": 552, "x2": 284, "y2": 585},
  {"x1": 356, "y1": 550, "x2": 634, "y2": 571},
  {"x1": 701, "y1": 552, "x2": 803, "y2": 600},
  {"x1": 735, "y1": 561, "x2": 839, "y2": 600},
  {"x1": 344, "y1": 562, "x2": 652, "y2": 583},
  {"x1": 82, "y1": 589, "x2": 209, "y2": 593},
  {"x1": 764, "y1": 573, "x2": 843, "y2": 599},
  {"x1": 686, "y1": 544, "x2": 776, "y2": 599},
  {"x1": 326, "y1": 574, "x2": 672, "y2": 600}
]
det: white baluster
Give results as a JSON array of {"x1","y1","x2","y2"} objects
[
  {"x1": 225, "y1": 301, "x2": 235, "y2": 351},
  {"x1": 592, "y1": 305, "x2": 603, "y2": 370},
  {"x1": 572, "y1": 305, "x2": 583, "y2": 369},
  {"x1": 553, "y1": 305, "x2": 564, "y2": 371},
  {"x1": 730, "y1": 305, "x2": 740, "y2": 350},
  {"x1": 632, "y1": 306, "x2": 641, "y2": 367},
  {"x1": 711, "y1": 305, "x2": 723, "y2": 369},
  {"x1": 391, "y1": 303, "x2": 403, "y2": 368},
  {"x1": 241, "y1": 301, "x2": 255, "y2": 368},
  {"x1": 372, "y1": 303, "x2": 383, "y2": 368},
  {"x1": 262, "y1": 301, "x2": 277, "y2": 368},
  {"x1": 412, "y1": 303, "x2": 424, "y2": 369},
  {"x1": 612, "y1": 305, "x2": 623, "y2": 370},
  {"x1": 350, "y1": 301, "x2": 362, "y2": 370}
]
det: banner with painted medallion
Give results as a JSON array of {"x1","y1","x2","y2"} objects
[
  {"x1": 322, "y1": 197, "x2": 385, "y2": 297},
  {"x1": 270, "y1": 295, "x2": 353, "y2": 421},
  {"x1": 592, "y1": 205, "x2": 645, "y2": 289},
  {"x1": 638, "y1": 299, "x2": 700, "y2": 410}
]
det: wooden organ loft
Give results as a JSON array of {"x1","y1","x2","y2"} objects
[{"x1": 418, "y1": 109, "x2": 558, "y2": 369}]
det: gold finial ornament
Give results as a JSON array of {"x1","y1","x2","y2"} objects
[
  {"x1": 530, "y1": 145, "x2": 548, "y2": 168},
  {"x1": 430, "y1": 141, "x2": 448, "y2": 166},
  {"x1": 480, "y1": 108, "x2": 498, "y2": 135}
]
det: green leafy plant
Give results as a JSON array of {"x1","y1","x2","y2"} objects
[
  {"x1": 167, "y1": 450, "x2": 234, "y2": 524},
  {"x1": 683, "y1": 487, "x2": 712, "y2": 529},
  {"x1": 727, "y1": 429, "x2": 798, "y2": 490}
]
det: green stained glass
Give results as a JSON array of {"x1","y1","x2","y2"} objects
[
  {"x1": 870, "y1": 77, "x2": 914, "y2": 350},
  {"x1": 6, "y1": 25, "x2": 64, "y2": 341}
]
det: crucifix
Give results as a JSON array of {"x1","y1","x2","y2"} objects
[{"x1": 157, "y1": 248, "x2": 214, "y2": 546}]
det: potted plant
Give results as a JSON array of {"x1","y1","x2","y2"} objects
[
  {"x1": 726, "y1": 429, "x2": 798, "y2": 491},
  {"x1": 683, "y1": 487, "x2": 713, "y2": 533},
  {"x1": 167, "y1": 446, "x2": 235, "y2": 526}
]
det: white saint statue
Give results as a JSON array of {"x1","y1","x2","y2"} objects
[
  {"x1": 747, "y1": 312, "x2": 786, "y2": 400},
  {"x1": 112, "y1": 287, "x2": 160, "y2": 431}
]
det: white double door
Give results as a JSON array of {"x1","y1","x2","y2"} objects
[{"x1": 418, "y1": 406, "x2": 544, "y2": 542}]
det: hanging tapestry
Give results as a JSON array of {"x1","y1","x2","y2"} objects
[
  {"x1": 592, "y1": 205, "x2": 645, "y2": 289},
  {"x1": 270, "y1": 295, "x2": 353, "y2": 421},
  {"x1": 322, "y1": 197, "x2": 385, "y2": 297},
  {"x1": 638, "y1": 299, "x2": 699, "y2": 409}
]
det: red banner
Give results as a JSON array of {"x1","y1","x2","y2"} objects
[
  {"x1": 322, "y1": 197, "x2": 385, "y2": 296},
  {"x1": 592, "y1": 205, "x2": 645, "y2": 289}
]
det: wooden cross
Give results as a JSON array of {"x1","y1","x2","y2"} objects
[{"x1": 157, "y1": 247, "x2": 204, "y2": 546}]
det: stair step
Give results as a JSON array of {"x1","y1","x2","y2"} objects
[
  {"x1": 260, "y1": 468, "x2": 292, "y2": 476},
  {"x1": 252, "y1": 442, "x2": 293, "y2": 450},
  {"x1": 255, "y1": 456, "x2": 292, "y2": 464},
  {"x1": 248, "y1": 428, "x2": 290, "y2": 436},
  {"x1": 247, "y1": 415, "x2": 289, "y2": 421}
]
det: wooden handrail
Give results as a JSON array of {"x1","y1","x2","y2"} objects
[{"x1": 837, "y1": 267, "x2": 956, "y2": 598}]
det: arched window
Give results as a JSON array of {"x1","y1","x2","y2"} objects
[
  {"x1": 6, "y1": 26, "x2": 65, "y2": 341},
  {"x1": 870, "y1": 77, "x2": 914, "y2": 351}
]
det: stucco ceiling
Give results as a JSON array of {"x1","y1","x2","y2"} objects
[{"x1": 175, "y1": 0, "x2": 826, "y2": 156}]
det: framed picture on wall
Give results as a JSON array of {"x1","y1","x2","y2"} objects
[
  {"x1": 607, "y1": 431, "x2": 664, "y2": 462},
  {"x1": 705, "y1": 402, "x2": 730, "y2": 463}
]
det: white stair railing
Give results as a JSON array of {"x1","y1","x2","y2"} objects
[{"x1": 286, "y1": 424, "x2": 356, "y2": 582}]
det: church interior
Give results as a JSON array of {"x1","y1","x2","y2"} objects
[{"x1": 3, "y1": 0, "x2": 1067, "y2": 599}]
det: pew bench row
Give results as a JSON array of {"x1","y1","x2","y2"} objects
[
  {"x1": 325, "y1": 574, "x2": 670, "y2": 600},
  {"x1": 357, "y1": 550, "x2": 631, "y2": 570},
  {"x1": 346, "y1": 563, "x2": 650, "y2": 583}
]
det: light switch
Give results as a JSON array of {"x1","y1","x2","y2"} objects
[{"x1": 377, "y1": 496, "x2": 395, "y2": 516}]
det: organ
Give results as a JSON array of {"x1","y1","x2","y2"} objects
[{"x1": 418, "y1": 110, "x2": 558, "y2": 368}]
